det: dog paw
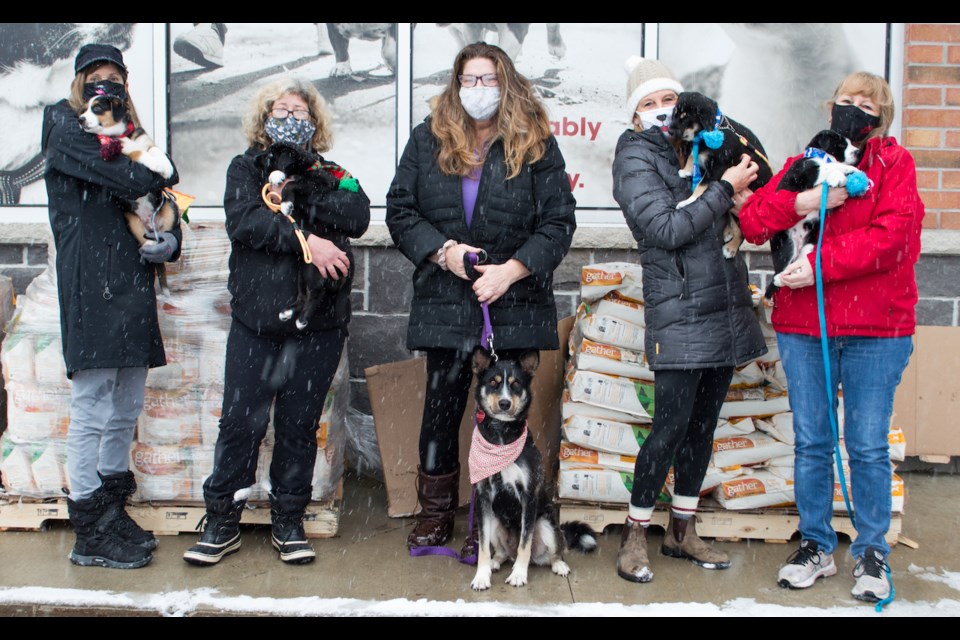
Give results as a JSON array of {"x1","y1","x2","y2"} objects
[
  {"x1": 722, "y1": 246, "x2": 738, "y2": 259},
  {"x1": 824, "y1": 165, "x2": 851, "y2": 188},
  {"x1": 678, "y1": 169, "x2": 693, "y2": 178},
  {"x1": 295, "y1": 318, "x2": 308, "y2": 330},
  {"x1": 269, "y1": 170, "x2": 287, "y2": 186},
  {"x1": 329, "y1": 61, "x2": 354, "y2": 78},
  {"x1": 551, "y1": 560, "x2": 570, "y2": 577},
  {"x1": 490, "y1": 558, "x2": 501, "y2": 572},
  {"x1": 471, "y1": 567, "x2": 492, "y2": 591},
  {"x1": 280, "y1": 202, "x2": 293, "y2": 215},
  {"x1": 548, "y1": 43, "x2": 566, "y2": 60},
  {"x1": 772, "y1": 274, "x2": 784, "y2": 287},
  {"x1": 505, "y1": 569, "x2": 528, "y2": 587},
  {"x1": 676, "y1": 197, "x2": 695, "y2": 210},
  {"x1": 279, "y1": 309, "x2": 294, "y2": 322}
]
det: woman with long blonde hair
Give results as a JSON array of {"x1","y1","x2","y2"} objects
[{"x1": 387, "y1": 42, "x2": 576, "y2": 553}]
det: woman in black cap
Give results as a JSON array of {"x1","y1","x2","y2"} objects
[{"x1": 42, "y1": 43, "x2": 181, "y2": 569}]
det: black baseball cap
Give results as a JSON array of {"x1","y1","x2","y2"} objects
[{"x1": 74, "y1": 44, "x2": 128, "y2": 76}]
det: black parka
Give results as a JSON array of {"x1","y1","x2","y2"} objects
[
  {"x1": 386, "y1": 120, "x2": 576, "y2": 352},
  {"x1": 223, "y1": 147, "x2": 370, "y2": 336},
  {"x1": 42, "y1": 99, "x2": 181, "y2": 378},
  {"x1": 612, "y1": 127, "x2": 766, "y2": 370}
]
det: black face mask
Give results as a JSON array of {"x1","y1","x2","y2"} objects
[
  {"x1": 82, "y1": 80, "x2": 127, "y2": 103},
  {"x1": 831, "y1": 103, "x2": 881, "y2": 143}
]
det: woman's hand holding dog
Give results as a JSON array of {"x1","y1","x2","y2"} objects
[
  {"x1": 306, "y1": 234, "x2": 350, "y2": 280},
  {"x1": 721, "y1": 154, "x2": 760, "y2": 193},
  {"x1": 794, "y1": 185, "x2": 849, "y2": 217},
  {"x1": 473, "y1": 260, "x2": 530, "y2": 304},
  {"x1": 730, "y1": 188, "x2": 753, "y2": 215},
  {"x1": 778, "y1": 255, "x2": 816, "y2": 289}
]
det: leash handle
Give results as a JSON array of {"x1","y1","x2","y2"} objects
[
  {"x1": 261, "y1": 182, "x2": 312, "y2": 264},
  {"x1": 466, "y1": 251, "x2": 496, "y2": 359},
  {"x1": 408, "y1": 486, "x2": 477, "y2": 565}
]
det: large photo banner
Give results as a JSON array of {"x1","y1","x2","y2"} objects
[
  {"x1": 169, "y1": 22, "x2": 397, "y2": 208},
  {"x1": 0, "y1": 23, "x2": 154, "y2": 207}
]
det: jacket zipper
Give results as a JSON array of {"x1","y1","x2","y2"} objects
[{"x1": 103, "y1": 244, "x2": 113, "y2": 300}]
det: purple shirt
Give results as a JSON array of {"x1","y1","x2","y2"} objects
[{"x1": 462, "y1": 165, "x2": 481, "y2": 228}]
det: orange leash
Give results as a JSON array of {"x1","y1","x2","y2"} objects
[{"x1": 261, "y1": 183, "x2": 312, "y2": 264}]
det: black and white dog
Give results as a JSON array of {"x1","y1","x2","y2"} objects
[
  {"x1": 470, "y1": 349, "x2": 596, "y2": 591},
  {"x1": 438, "y1": 23, "x2": 566, "y2": 61},
  {"x1": 766, "y1": 129, "x2": 863, "y2": 298},
  {"x1": 669, "y1": 91, "x2": 773, "y2": 258},
  {"x1": 260, "y1": 141, "x2": 349, "y2": 330}
]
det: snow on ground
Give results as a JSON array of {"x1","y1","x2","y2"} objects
[
  {"x1": 909, "y1": 564, "x2": 960, "y2": 592},
  {"x1": 2, "y1": 586, "x2": 959, "y2": 617}
]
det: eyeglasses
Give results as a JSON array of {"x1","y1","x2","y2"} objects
[
  {"x1": 457, "y1": 73, "x2": 499, "y2": 88},
  {"x1": 270, "y1": 107, "x2": 312, "y2": 120}
]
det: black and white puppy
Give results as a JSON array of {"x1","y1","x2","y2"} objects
[
  {"x1": 326, "y1": 23, "x2": 397, "y2": 77},
  {"x1": 669, "y1": 91, "x2": 773, "y2": 258},
  {"x1": 470, "y1": 349, "x2": 596, "y2": 591},
  {"x1": 260, "y1": 141, "x2": 349, "y2": 330},
  {"x1": 766, "y1": 129, "x2": 862, "y2": 298},
  {"x1": 78, "y1": 94, "x2": 178, "y2": 249}
]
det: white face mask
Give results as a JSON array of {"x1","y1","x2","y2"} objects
[
  {"x1": 637, "y1": 106, "x2": 674, "y2": 134},
  {"x1": 459, "y1": 86, "x2": 501, "y2": 121}
]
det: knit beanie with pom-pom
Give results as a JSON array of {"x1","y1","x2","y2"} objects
[{"x1": 624, "y1": 55, "x2": 683, "y2": 123}]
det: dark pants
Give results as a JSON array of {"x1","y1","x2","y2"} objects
[
  {"x1": 630, "y1": 367, "x2": 734, "y2": 508},
  {"x1": 419, "y1": 347, "x2": 530, "y2": 475},
  {"x1": 203, "y1": 320, "x2": 345, "y2": 514}
]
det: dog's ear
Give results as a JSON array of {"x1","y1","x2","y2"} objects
[
  {"x1": 472, "y1": 348, "x2": 493, "y2": 376},
  {"x1": 518, "y1": 350, "x2": 540, "y2": 376}
]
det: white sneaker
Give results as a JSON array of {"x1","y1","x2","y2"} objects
[
  {"x1": 173, "y1": 23, "x2": 224, "y2": 69},
  {"x1": 851, "y1": 548, "x2": 891, "y2": 602},
  {"x1": 777, "y1": 540, "x2": 838, "y2": 589}
]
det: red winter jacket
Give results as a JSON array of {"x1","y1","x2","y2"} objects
[{"x1": 739, "y1": 136, "x2": 924, "y2": 338}]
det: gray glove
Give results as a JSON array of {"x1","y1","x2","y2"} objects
[{"x1": 138, "y1": 232, "x2": 179, "y2": 263}]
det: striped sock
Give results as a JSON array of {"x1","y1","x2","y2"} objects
[
  {"x1": 671, "y1": 494, "x2": 699, "y2": 520},
  {"x1": 628, "y1": 505, "x2": 654, "y2": 526}
]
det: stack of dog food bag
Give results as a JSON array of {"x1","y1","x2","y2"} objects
[
  {"x1": 557, "y1": 262, "x2": 906, "y2": 517},
  {"x1": 1, "y1": 221, "x2": 346, "y2": 504}
]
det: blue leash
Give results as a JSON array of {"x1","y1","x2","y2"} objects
[{"x1": 814, "y1": 182, "x2": 893, "y2": 612}]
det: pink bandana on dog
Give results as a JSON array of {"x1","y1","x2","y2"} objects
[{"x1": 468, "y1": 410, "x2": 528, "y2": 485}]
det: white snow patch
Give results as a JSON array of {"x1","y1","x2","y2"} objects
[
  {"x1": 2, "y1": 587, "x2": 960, "y2": 617},
  {"x1": 908, "y1": 564, "x2": 960, "y2": 592}
]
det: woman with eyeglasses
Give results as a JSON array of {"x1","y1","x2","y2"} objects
[
  {"x1": 386, "y1": 42, "x2": 576, "y2": 553},
  {"x1": 183, "y1": 77, "x2": 370, "y2": 567}
]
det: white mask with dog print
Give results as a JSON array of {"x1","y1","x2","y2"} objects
[
  {"x1": 459, "y1": 86, "x2": 500, "y2": 121},
  {"x1": 637, "y1": 106, "x2": 674, "y2": 135}
]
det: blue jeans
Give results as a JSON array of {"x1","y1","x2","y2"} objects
[{"x1": 777, "y1": 333, "x2": 912, "y2": 559}]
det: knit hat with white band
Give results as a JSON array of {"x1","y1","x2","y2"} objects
[{"x1": 624, "y1": 55, "x2": 684, "y2": 124}]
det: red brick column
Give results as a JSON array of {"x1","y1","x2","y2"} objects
[{"x1": 903, "y1": 23, "x2": 960, "y2": 229}]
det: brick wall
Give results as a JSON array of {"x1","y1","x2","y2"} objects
[
  {"x1": 903, "y1": 23, "x2": 960, "y2": 230},
  {"x1": 0, "y1": 244, "x2": 47, "y2": 295}
]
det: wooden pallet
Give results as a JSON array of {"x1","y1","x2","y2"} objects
[
  {"x1": 0, "y1": 493, "x2": 341, "y2": 539},
  {"x1": 559, "y1": 501, "x2": 903, "y2": 546}
]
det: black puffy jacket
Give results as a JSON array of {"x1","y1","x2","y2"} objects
[
  {"x1": 386, "y1": 120, "x2": 576, "y2": 352},
  {"x1": 612, "y1": 127, "x2": 766, "y2": 370},
  {"x1": 223, "y1": 147, "x2": 370, "y2": 336},
  {"x1": 42, "y1": 100, "x2": 181, "y2": 378}
]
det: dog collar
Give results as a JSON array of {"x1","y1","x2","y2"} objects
[
  {"x1": 468, "y1": 421, "x2": 528, "y2": 485},
  {"x1": 804, "y1": 147, "x2": 835, "y2": 163},
  {"x1": 96, "y1": 121, "x2": 136, "y2": 161}
]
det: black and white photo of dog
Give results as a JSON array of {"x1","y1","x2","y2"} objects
[
  {"x1": 469, "y1": 349, "x2": 596, "y2": 591},
  {"x1": 438, "y1": 23, "x2": 566, "y2": 61},
  {"x1": 78, "y1": 92, "x2": 178, "y2": 250},
  {"x1": 669, "y1": 91, "x2": 774, "y2": 259},
  {"x1": 260, "y1": 141, "x2": 349, "y2": 330},
  {"x1": 0, "y1": 23, "x2": 137, "y2": 205},
  {"x1": 326, "y1": 23, "x2": 397, "y2": 77},
  {"x1": 765, "y1": 129, "x2": 863, "y2": 299}
]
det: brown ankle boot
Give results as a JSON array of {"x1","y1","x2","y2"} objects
[
  {"x1": 406, "y1": 467, "x2": 458, "y2": 548},
  {"x1": 616, "y1": 518, "x2": 653, "y2": 583},
  {"x1": 662, "y1": 513, "x2": 730, "y2": 569}
]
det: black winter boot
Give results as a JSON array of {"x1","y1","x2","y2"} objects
[
  {"x1": 67, "y1": 494, "x2": 153, "y2": 569},
  {"x1": 98, "y1": 471, "x2": 158, "y2": 550},
  {"x1": 406, "y1": 466, "x2": 459, "y2": 548},
  {"x1": 182, "y1": 502, "x2": 245, "y2": 566},
  {"x1": 270, "y1": 496, "x2": 315, "y2": 565}
]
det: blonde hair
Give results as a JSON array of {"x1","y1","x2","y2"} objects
[
  {"x1": 827, "y1": 71, "x2": 895, "y2": 140},
  {"x1": 242, "y1": 77, "x2": 334, "y2": 152},
  {"x1": 69, "y1": 61, "x2": 142, "y2": 128},
  {"x1": 430, "y1": 42, "x2": 551, "y2": 179}
]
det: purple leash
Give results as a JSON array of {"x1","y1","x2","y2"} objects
[{"x1": 409, "y1": 250, "x2": 495, "y2": 564}]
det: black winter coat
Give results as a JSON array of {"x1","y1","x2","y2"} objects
[
  {"x1": 386, "y1": 121, "x2": 576, "y2": 352},
  {"x1": 612, "y1": 127, "x2": 766, "y2": 370},
  {"x1": 42, "y1": 99, "x2": 181, "y2": 378},
  {"x1": 224, "y1": 147, "x2": 370, "y2": 336}
]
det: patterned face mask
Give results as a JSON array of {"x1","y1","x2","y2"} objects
[
  {"x1": 637, "y1": 106, "x2": 674, "y2": 135},
  {"x1": 459, "y1": 86, "x2": 500, "y2": 121},
  {"x1": 265, "y1": 116, "x2": 316, "y2": 147},
  {"x1": 83, "y1": 80, "x2": 126, "y2": 102}
]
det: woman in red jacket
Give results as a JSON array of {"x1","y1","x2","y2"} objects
[{"x1": 739, "y1": 72, "x2": 924, "y2": 604}]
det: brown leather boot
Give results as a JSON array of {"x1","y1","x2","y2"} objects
[
  {"x1": 616, "y1": 518, "x2": 653, "y2": 583},
  {"x1": 406, "y1": 467, "x2": 458, "y2": 548},
  {"x1": 661, "y1": 513, "x2": 731, "y2": 569}
]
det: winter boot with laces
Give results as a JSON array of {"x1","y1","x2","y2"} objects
[
  {"x1": 67, "y1": 494, "x2": 153, "y2": 569},
  {"x1": 777, "y1": 539, "x2": 838, "y2": 589},
  {"x1": 616, "y1": 518, "x2": 653, "y2": 583},
  {"x1": 182, "y1": 502, "x2": 244, "y2": 566},
  {"x1": 270, "y1": 503, "x2": 316, "y2": 565},
  {"x1": 851, "y1": 547, "x2": 891, "y2": 602},
  {"x1": 661, "y1": 513, "x2": 730, "y2": 569},
  {"x1": 98, "y1": 471, "x2": 157, "y2": 550}
]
